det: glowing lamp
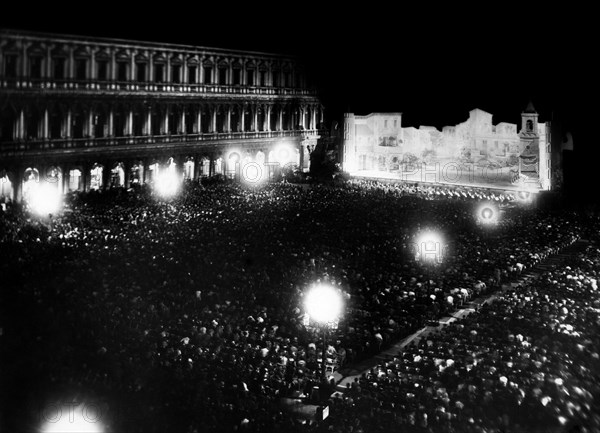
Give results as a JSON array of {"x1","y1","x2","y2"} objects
[
  {"x1": 304, "y1": 284, "x2": 343, "y2": 324},
  {"x1": 29, "y1": 183, "x2": 62, "y2": 216},
  {"x1": 155, "y1": 169, "x2": 181, "y2": 197}
]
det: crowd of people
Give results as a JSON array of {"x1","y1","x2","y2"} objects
[
  {"x1": 325, "y1": 239, "x2": 600, "y2": 433},
  {"x1": 1, "y1": 179, "x2": 598, "y2": 432}
]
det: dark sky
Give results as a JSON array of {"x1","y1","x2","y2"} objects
[{"x1": 1, "y1": 4, "x2": 595, "y2": 152}]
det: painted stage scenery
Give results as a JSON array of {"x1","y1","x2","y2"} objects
[{"x1": 342, "y1": 104, "x2": 553, "y2": 191}]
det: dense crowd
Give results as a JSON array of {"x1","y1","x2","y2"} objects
[
  {"x1": 325, "y1": 239, "x2": 600, "y2": 433},
  {"x1": 0, "y1": 180, "x2": 598, "y2": 432}
]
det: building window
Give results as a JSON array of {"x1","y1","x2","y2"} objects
[
  {"x1": 272, "y1": 71, "x2": 279, "y2": 87},
  {"x1": 203, "y1": 66, "x2": 212, "y2": 84},
  {"x1": 384, "y1": 120, "x2": 388, "y2": 128},
  {"x1": 75, "y1": 59, "x2": 87, "y2": 80},
  {"x1": 232, "y1": 68, "x2": 241, "y2": 85},
  {"x1": 218, "y1": 67, "x2": 227, "y2": 85},
  {"x1": 97, "y1": 61, "x2": 109, "y2": 81},
  {"x1": 394, "y1": 119, "x2": 397, "y2": 128},
  {"x1": 3, "y1": 54, "x2": 18, "y2": 78},
  {"x1": 30, "y1": 56, "x2": 43, "y2": 79},
  {"x1": 247, "y1": 69, "x2": 254, "y2": 86},
  {"x1": 136, "y1": 63, "x2": 146, "y2": 82},
  {"x1": 260, "y1": 70, "x2": 267, "y2": 86},
  {"x1": 172, "y1": 64, "x2": 181, "y2": 83},
  {"x1": 53, "y1": 58, "x2": 66, "y2": 79},
  {"x1": 117, "y1": 62, "x2": 128, "y2": 81},
  {"x1": 155, "y1": 64, "x2": 164, "y2": 83},
  {"x1": 188, "y1": 66, "x2": 197, "y2": 84},
  {"x1": 526, "y1": 119, "x2": 533, "y2": 132}
]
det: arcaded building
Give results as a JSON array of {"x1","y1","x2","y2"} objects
[{"x1": 0, "y1": 29, "x2": 323, "y2": 202}]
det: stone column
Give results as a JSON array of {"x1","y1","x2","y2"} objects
[
  {"x1": 108, "y1": 108, "x2": 114, "y2": 137},
  {"x1": 252, "y1": 105, "x2": 258, "y2": 132},
  {"x1": 110, "y1": 49, "x2": 116, "y2": 81},
  {"x1": 46, "y1": 45, "x2": 53, "y2": 78},
  {"x1": 18, "y1": 109, "x2": 25, "y2": 140},
  {"x1": 68, "y1": 46, "x2": 75, "y2": 79},
  {"x1": 180, "y1": 108, "x2": 186, "y2": 134},
  {"x1": 183, "y1": 57, "x2": 188, "y2": 84},
  {"x1": 199, "y1": 58, "x2": 205, "y2": 83},
  {"x1": 164, "y1": 106, "x2": 169, "y2": 134},
  {"x1": 196, "y1": 107, "x2": 202, "y2": 133},
  {"x1": 146, "y1": 107, "x2": 152, "y2": 135},
  {"x1": 211, "y1": 106, "x2": 217, "y2": 133},
  {"x1": 226, "y1": 105, "x2": 232, "y2": 132},
  {"x1": 87, "y1": 110, "x2": 94, "y2": 138},
  {"x1": 241, "y1": 105, "x2": 246, "y2": 132},
  {"x1": 64, "y1": 109, "x2": 72, "y2": 138},
  {"x1": 278, "y1": 108, "x2": 283, "y2": 132},
  {"x1": 266, "y1": 106, "x2": 271, "y2": 132},
  {"x1": 130, "y1": 51, "x2": 136, "y2": 81},
  {"x1": 43, "y1": 109, "x2": 50, "y2": 139},
  {"x1": 127, "y1": 109, "x2": 133, "y2": 136},
  {"x1": 166, "y1": 55, "x2": 171, "y2": 83},
  {"x1": 21, "y1": 42, "x2": 30, "y2": 80},
  {"x1": 90, "y1": 48, "x2": 96, "y2": 80},
  {"x1": 148, "y1": 51, "x2": 155, "y2": 82}
]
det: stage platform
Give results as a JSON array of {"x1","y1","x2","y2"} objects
[{"x1": 350, "y1": 170, "x2": 542, "y2": 193}]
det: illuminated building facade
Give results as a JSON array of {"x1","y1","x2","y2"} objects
[
  {"x1": 342, "y1": 104, "x2": 556, "y2": 191},
  {"x1": 0, "y1": 29, "x2": 323, "y2": 202}
]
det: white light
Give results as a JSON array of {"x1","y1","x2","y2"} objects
[
  {"x1": 477, "y1": 203, "x2": 499, "y2": 225},
  {"x1": 155, "y1": 169, "x2": 181, "y2": 197},
  {"x1": 40, "y1": 403, "x2": 104, "y2": 433},
  {"x1": 304, "y1": 284, "x2": 343, "y2": 324},
  {"x1": 28, "y1": 183, "x2": 62, "y2": 216},
  {"x1": 415, "y1": 229, "x2": 446, "y2": 264}
]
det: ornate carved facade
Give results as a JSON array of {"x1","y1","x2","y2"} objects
[{"x1": 0, "y1": 29, "x2": 323, "y2": 201}]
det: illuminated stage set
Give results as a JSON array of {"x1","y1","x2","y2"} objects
[{"x1": 342, "y1": 104, "x2": 563, "y2": 193}]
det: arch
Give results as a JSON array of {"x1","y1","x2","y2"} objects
[
  {"x1": 111, "y1": 162, "x2": 125, "y2": 188},
  {"x1": 130, "y1": 160, "x2": 144, "y2": 185},
  {"x1": 0, "y1": 170, "x2": 13, "y2": 202},
  {"x1": 183, "y1": 157, "x2": 195, "y2": 180},
  {"x1": 90, "y1": 163, "x2": 104, "y2": 190},
  {"x1": 68, "y1": 168, "x2": 82, "y2": 191},
  {"x1": 526, "y1": 119, "x2": 533, "y2": 132},
  {"x1": 227, "y1": 152, "x2": 240, "y2": 178},
  {"x1": 200, "y1": 156, "x2": 210, "y2": 177},
  {"x1": 214, "y1": 157, "x2": 224, "y2": 175}
]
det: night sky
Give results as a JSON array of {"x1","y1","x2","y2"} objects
[{"x1": 1, "y1": 4, "x2": 597, "y2": 192}]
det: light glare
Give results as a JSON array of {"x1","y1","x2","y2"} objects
[
  {"x1": 29, "y1": 183, "x2": 62, "y2": 215},
  {"x1": 155, "y1": 169, "x2": 181, "y2": 197},
  {"x1": 304, "y1": 284, "x2": 343, "y2": 324}
]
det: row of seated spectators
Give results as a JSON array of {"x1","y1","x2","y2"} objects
[
  {"x1": 0, "y1": 180, "x2": 597, "y2": 432},
  {"x1": 322, "y1": 237, "x2": 600, "y2": 432}
]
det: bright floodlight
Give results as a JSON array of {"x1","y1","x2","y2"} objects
[
  {"x1": 29, "y1": 183, "x2": 62, "y2": 216},
  {"x1": 415, "y1": 229, "x2": 446, "y2": 264},
  {"x1": 477, "y1": 203, "x2": 498, "y2": 225},
  {"x1": 304, "y1": 284, "x2": 343, "y2": 324},
  {"x1": 40, "y1": 403, "x2": 104, "y2": 433},
  {"x1": 155, "y1": 169, "x2": 181, "y2": 197}
]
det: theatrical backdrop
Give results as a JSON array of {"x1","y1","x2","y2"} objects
[{"x1": 342, "y1": 104, "x2": 565, "y2": 192}]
